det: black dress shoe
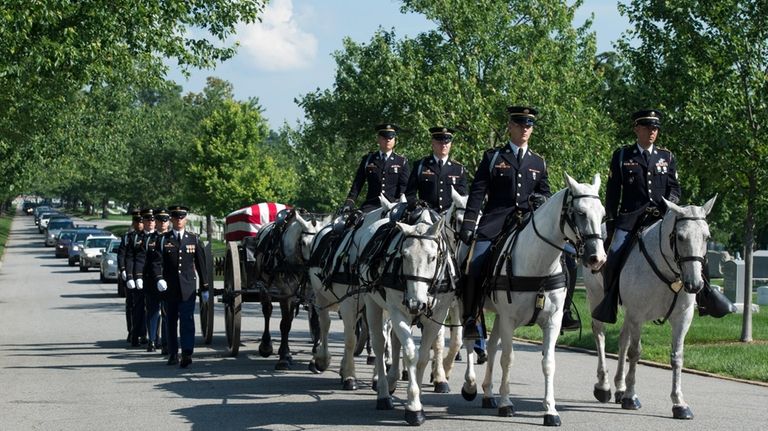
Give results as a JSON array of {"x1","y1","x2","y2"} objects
[
  {"x1": 140, "y1": 337, "x2": 148, "y2": 345},
  {"x1": 146, "y1": 342, "x2": 156, "y2": 352},
  {"x1": 561, "y1": 310, "x2": 581, "y2": 331},
  {"x1": 167, "y1": 354, "x2": 178, "y2": 365},
  {"x1": 180, "y1": 354, "x2": 192, "y2": 368},
  {"x1": 474, "y1": 348, "x2": 488, "y2": 365},
  {"x1": 131, "y1": 338, "x2": 140, "y2": 347}
]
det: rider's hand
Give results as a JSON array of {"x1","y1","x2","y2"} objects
[
  {"x1": 530, "y1": 193, "x2": 547, "y2": 210},
  {"x1": 341, "y1": 198, "x2": 355, "y2": 213},
  {"x1": 459, "y1": 229, "x2": 474, "y2": 245}
]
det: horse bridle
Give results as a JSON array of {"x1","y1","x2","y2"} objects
[
  {"x1": 531, "y1": 189, "x2": 602, "y2": 258},
  {"x1": 657, "y1": 215, "x2": 708, "y2": 282},
  {"x1": 397, "y1": 218, "x2": 451, "y2": 308}
]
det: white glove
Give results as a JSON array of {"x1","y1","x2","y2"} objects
[
  {"x1": 120, "y1": 271, "x2": 127, "y2": 281},
  {"x1": 126, "y1": 279, "x2": 136, "y2": 289},
  {"x1": 136, "y1": 279, "x2": 144, "y2": 290},
  {"x1": 157, "y1": 280, "x2": 168, "y2": 292}
]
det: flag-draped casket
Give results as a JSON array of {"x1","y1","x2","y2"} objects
[{"x1": 224, "y1": 202, "x2": 291, "y2": 242}]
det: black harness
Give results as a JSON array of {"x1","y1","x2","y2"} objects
[{"x1": 638, "y1": 214, "x2": 708, "y2": 325}]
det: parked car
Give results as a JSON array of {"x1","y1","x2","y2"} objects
[
  {"x1": 33, "y1": 206, "x2": 52, "y2": 225},
  {"x1": 23, "y1": 201, "x2": 37, "y2": 215},
  {"x1": 55, "y1": 229, "x2": 79, "y2": 258},
  {"x1": 79, "y1": 235, "x2": 118, "y2": 272},
  {"x1": 38, "y1": 211, "x2": 63, "y2": 233},
  {"x1": 44, "y1": 217, "x2": 74, "y2": 246},
  {"x1": 99, "y1": 239, "x2": 122, "y2": 283},
  {"x1": 68, "y1": 229, "x2": 110, "y2": 266}
]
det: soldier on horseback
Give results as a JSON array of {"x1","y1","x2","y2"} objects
[
  {"x1": 593, "y1": 109, "x2": 734, "y2": 323},
  {"x1": 458, "y1": 106, "x2": 551, "y2": 339}
]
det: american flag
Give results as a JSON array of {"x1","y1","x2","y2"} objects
[{"x1": 224, "y1": 202, "x2": 291, "y2": 242}]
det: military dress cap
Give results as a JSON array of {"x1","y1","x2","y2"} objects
[
  {"x1": 154, "y1": 208, "x2": 170, "y2": 221},
  {"x1": 140, "y1": 208, "x2": 155, "y2": 219},
  {"x1": 375, "y1": 123, "x2": 400, "y2": 139},
  {"x1": 632, "y1": 109, "x2": 662, "y2": 128},
  {"x1": 168, "y1": 205, "x2": 190, "y2": 217},
  {"x1": 429, "y1": 126, "x2": 456, "y2": 141},
  {"x1": 507, "y1": 106, "x2": 538, "y2": 125},
  {"x1": 130, "y1": 209, "x2": 142, "y2": 221}
]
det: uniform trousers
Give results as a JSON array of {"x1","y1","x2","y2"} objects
[
  {"x1": 144, "y1": 290, "x2": 162, "y2": 345},
  {"x1": 129, "y1": 288, "x2": 146, "y2": 342},
  {"x1": 165, "y1": 295, "x2": 196, "y2": 356}
]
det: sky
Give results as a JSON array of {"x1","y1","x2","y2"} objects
[{"x1": 166, "y1": 0, "x2": 631, "y2": 130}]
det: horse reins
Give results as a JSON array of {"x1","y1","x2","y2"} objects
[{"x1": 531, "y1": 189, "x2": 602, "y2": 259}]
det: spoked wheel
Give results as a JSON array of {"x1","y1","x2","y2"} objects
[
  {"x1": 198, "y1": 241, "x2": 215, "y2": 345},
  {"x1": 224, "y1": 241, "x2": 242, "y2": 357}
]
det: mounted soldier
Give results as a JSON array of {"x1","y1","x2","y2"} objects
[
  {"x1": 592, "y1": 109, "x2": 733, "y2": 323},
  {"x1": 405, "y1": 126, "x2": 467, "y2": 212},
  {"x1": 459, "y1": 106, "x2": 551, "y2": 339}
]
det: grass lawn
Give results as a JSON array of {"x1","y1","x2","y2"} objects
[
  {"x1": 68, "y1": 208, "x2": 132, "y2": 222},
  {"x1": 492, "y1": 288, "x2": 768, "y2": 382},
  {"x1": 0, "y1": 208, "x2": 13, "y2": 260}
]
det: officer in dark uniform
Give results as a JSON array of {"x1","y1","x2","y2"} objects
[
  {"x1": 405, "y1": 126, "x2": 467, "y2": 211},
  {"x1": 343, "y1": 123, "x2": 410, "y2": 213},
  {"x1": 459, "y1": 106, "x2": 551, "y2": 339},
  {"x1": 152, "y1": 208, "x2": 172, "y2": 355},
  {"x1": 126, "y1": 209, "x2": 154, "y2": 347},
  {"x1": 118, "y1": 210, "x2": 143, "y2": 344},
  {"x1": 593, "y1": 109, "x2": 732, "y2": 322},
  {"x1": 139, "y1": 208, "x2": 163, "y2": 352},
  {"x1": 151, "y1": 205, "x2": 208, "y2": 367}
]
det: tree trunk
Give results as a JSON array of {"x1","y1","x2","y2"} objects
[
  {"x1": 101, "y1": 196, "x2": 109, "y2": 219},
  {"x1": 206, "y1": 214, "x2": 213, "y2": 242},
  {"x1": 740, "y1": 177, "x2": 756, "y2": 342}
]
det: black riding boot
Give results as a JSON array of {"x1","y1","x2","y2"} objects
[
  {"x1": 592, "y1": 251, "x2": 620, "y2": 324},
  {"x1": 696, "y1": 285, "x2": 736, "y2": 318},
  {"x1": 561, "y1": 255, "x2": 580, "y2": 331},
  {"x1": 461, "y1": 277, "x2": 481, "y2": 340}
]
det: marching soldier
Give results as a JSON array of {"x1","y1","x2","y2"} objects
[
  {"x1": 138, "y1": 208, "x2": 163, "y2": 352},
  {"x1": 125, "y1": 208, "x2": 153, "y2": 347},
  {"x1": 343, "y1": 123, "x2": 410, "y2": 213},
  {"x1": 153, "y1": 208, "x2": 171, "y2": 355},
  {"x1": 404, "y1": 126, "x2": 467, "y2": 211},
  {"x1": 151, "y1": 205, "x2": 208, "y2": 368},
  {"x1": 459, "y1": 106, "x2": 551, "y2": 339},
  {"x1": 593, "y1": 109, "x2": 733, "y2": 322},
  {"x1": 118, "y1": 210, "x2": 143, "y2": 344}
]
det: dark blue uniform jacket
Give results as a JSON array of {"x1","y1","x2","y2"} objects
[
  {"x1": 346, "y1": 151, "x2": 410, "y2": 211},
  {"x1": 404, "y1": 156, "x2": 467, "y2": 212}
]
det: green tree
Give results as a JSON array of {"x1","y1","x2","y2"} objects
[
  {"x1": 294, "y1": 0, "x2": 614, "y2": 211},
  {"x1": 616, "y1": 0, "x2": 768, "y2": 341}
]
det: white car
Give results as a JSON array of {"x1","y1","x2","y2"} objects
[
  {"x1": 99, "y1": 239, "x2": 122, "y2": 282},
  {"x1": 79, "y1": 235, "x2": 117, "y2": 272}
]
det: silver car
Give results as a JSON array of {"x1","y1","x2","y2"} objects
[
  {"x1": 79, "y1": 235, "x2": 117, "y2": 272},
  {"x1": 45, "y1": 218, "x2": 74, "y2": 246},
  {"x1": 99, "y1": 239, "x2": 122, "y2": 282}
]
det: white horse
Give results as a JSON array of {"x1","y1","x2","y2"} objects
[
  {"x1": 364, "y1": 209, "x2": 458, "y2": 426},
  {"x1": 250, "y1": 209, "x2": 328, "y2": 369},
  {"x1": 308, "y1": 195, "x2": 402, "y2": 390},
  {"x1": 472, "y1": 173, "x2": 606, "y2": 426},
  {"x1": 583, "y1": 196, "x2": 717, "y2": 420}
]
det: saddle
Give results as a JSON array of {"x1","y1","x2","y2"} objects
[{"x1": 313, "y1": 210, "x2": 369, "y2": 288}]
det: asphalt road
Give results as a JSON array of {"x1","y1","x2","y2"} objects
[{"x1": 1, "y1": 210, "x2": 767, "y2": 430}]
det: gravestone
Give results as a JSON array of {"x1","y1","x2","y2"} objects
[{"x1": 706, "y1": 250, "x2": 731, "y2": 278}]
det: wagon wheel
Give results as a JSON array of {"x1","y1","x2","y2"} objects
[
  {"x1": 224, "y1": 241, "x2": 242, "y2": 357},
  {"x1": 198, "y1": 241, "x2": 214, "y2": 345}
]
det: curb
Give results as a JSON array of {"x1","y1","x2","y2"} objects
[{"x1": 513, "y1": 336, "x2": 768, "y2": 388}]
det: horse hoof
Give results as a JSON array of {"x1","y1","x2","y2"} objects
[
  {"x1": 258, "y1": 343, "x2": 274, "y2": 358},
  {"x1": 482, "y1": 397, "x2": 497, "y2": 409},
  {"x1": 376, "y1": 397, "x2": 394, "y2": 410},
  {"x1": 621, "y1": 397, "x2": 642, "y2": 410},
  {"x1": 342, "y1": 378, "x2": 357, "y2": 391},
  {"x1": 593, "y1": 387, "x2": 612, "y2": 403},
  {"x1": 371, "y1": 379, "x2": 378, "y2": 392},
  {"x1": 497, "y1": 405, "x2": 515, "y2": 417},
  {"x1": 434, "y1": 382, "x2": 450, "y2": 393},
  {"x1": 672, "y1": 406, "x2": 694, "y2": 420},
  {"x1": 461, "y1": 387, "x2": 477, "y2": 401},
  {"x1": 366, "y1": 356, "x2": 376, "y2": 365},
  {"x1": 614, "y1": 391, "x2": 624, "y2": 404},
  {"x1": 275, "y1": 360, "x2": 290, "y2": 371},
  {"x1": 543, "y1": 414, "x2": 561, "y2": 427},
  {"x1": 404, "y1": 409, "x2": 425, "y2": 426},
  {"x1": 401, "y1": 370, "x2": 409, "y2": 381},
  {"x1": 308, "y1": 362, "x2": 321, "y2": 374}
]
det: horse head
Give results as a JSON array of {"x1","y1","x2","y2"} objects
[
  {"x1": 564, "y1": 173, "x2": 607, "y2": 270},
  {"x1": 396, "y1": 212, "x2": 445, "y2": 315},
  {"x1": 661, "y1": 195, "x2": 717, "y2": 294},
  {"x1": 285, "y1": 210, "x2": 321, "y2": 264}
]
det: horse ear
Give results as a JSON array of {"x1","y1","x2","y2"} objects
[
  {"x1": 702, "y1": 194, "x2": 718, "y2": 215},
  {"x1": 379, "y1": 194, "x2": 392, "y2": 208},
  {"x1": 295, "y1": 211, "x2": 311, "y2": 229},
  {"x1": 662, "y1": 197, "x2": 685, "y2": 215},
  {"x1": 563, "y1": 172, "x2": 577, "y2": 190},
  {"x1": 592, "y1": 173, "x2": 601, "y2": 191},
  {"x1": 399, "y1": 194, "x2": 407, "y2": 203},
  {"x1": 396, "y1": 222, "x2": 415, "y2": 236}
]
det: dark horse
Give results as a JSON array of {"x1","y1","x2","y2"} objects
[{"x1": 249, "y1": 209, "x2": 327, "y2": 369}]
